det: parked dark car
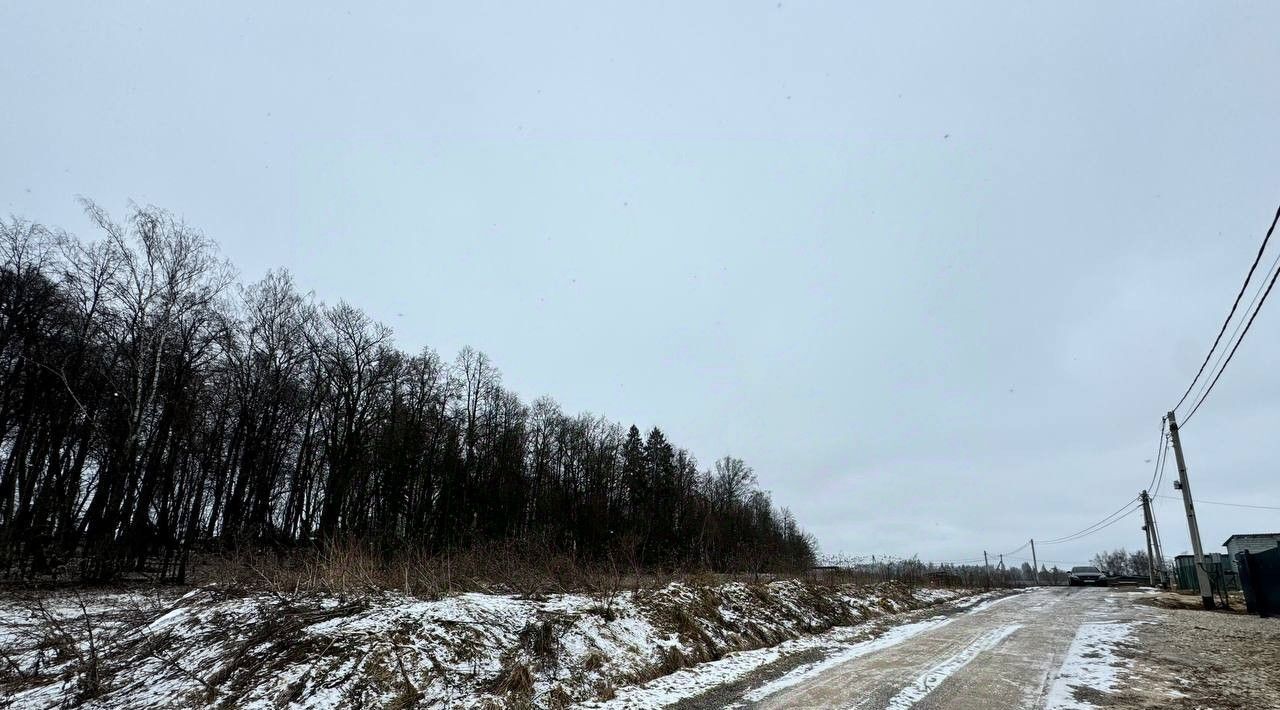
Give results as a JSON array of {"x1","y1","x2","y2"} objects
[{"x1": 1068, "y1": 566, "x2": 1108, "y2": 586}]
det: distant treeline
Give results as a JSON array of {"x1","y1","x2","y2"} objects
[{"x1": 0, "y1": 203, "x2": 816, "y2": 582}]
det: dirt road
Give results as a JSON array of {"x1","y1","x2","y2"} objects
[{"x1": 730, "y1": 587, "x2": 1159, "y2": 709}]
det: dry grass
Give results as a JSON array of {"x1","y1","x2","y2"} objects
[
  {"x1": 491, "y1": 660, "x2": 535, "y2": 697},
  {"x1": 1, "y1": 564, "x2": 981, "y2": 709},
  {"x1": 196, "y1": 539, "x2": 672, "y2": 600},
  {"x1": 7, "y1": 541, "x2": 997, "y2": 604},
  {"x1": 203, "y1": 538, "x2": 1007, "y2": 602},
  {"x1": 545, "y1": 684, "x2": 574, "y2": 709},
  {"x1": 582, "y1": 649, "x2": 607, "y2": 672}
]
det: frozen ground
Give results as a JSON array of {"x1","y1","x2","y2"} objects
[
  {"x1": 0, "y1": 580, "x2": 979, "y2": 709},
  {"x1": 700, "y1": 586, "x2": 1280, "y2": 710},
  {"x1": 9, "y1": 585, "x2": 1262, "y2": 709}
]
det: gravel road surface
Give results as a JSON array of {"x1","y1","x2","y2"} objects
[{"x1": 734, "y1": 586, "x2": 1160, "y2": 709}]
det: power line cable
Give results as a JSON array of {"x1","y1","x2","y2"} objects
[
  {"x1": 1154, "y1": 494, "x2": 1175, "y2": 560},
  {"x1": 1153, "y1": 437, "x2": 1171, "y2": 494},
  {"x1": 1145, "y1": 418, "x2": 1167, "y2": 492},
  {"x1": 1000, "y1": 541, "x2": 1030, "y2": 557},
  {"x1": 1037, "y1": 496, "x2": 1141, "y2": 545},
  {"x1": 1009, "y1": 556, "x2": 1075, "y2": 566},
  {"x1": 1038, "y1": 503, "x2": 1144, "y2": 546},
  {"x1": 988, "y1": 492, "x2": 1150, "y2": 562},
  {"x1": 1183, "y1": 256, "x2": 1280, "y2": 424},
  {"x1": 1038, "y1": 505, "x2": 1138, "y2": 546},
  {"x1": 1172, "y1": 202, "x2": 1280, "y2": 414},
  {"x1": 1182, "y1": 247, "x2": 1280, "y2": 420},
  {"x1": 1156, "y1": 494, "x2": 1280, "y2": 511}
]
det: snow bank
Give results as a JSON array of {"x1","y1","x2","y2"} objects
[{"x1": 0, "y1": 581, "x2": 981, "y2": 709}]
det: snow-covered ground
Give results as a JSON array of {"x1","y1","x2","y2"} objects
[
  {"x1": 1044, "y1": 620, "x2": 1138, "y2": 710},
  {"x1": 0, "y1": 580, "x2": 983, "y2": 709},
  {"x1": 586, "y1": 590, "x2": 1005, "y2": 709}
]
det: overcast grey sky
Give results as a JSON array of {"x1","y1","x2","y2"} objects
[{"x1": 4, "y1": 2, "x2": 1279, "y2": 568}]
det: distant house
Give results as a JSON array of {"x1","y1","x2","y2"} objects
[{"x1": 1223, "y1": 533, "x2": 1280, "y2": 572}]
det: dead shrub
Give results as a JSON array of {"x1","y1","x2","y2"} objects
[
  {"x1": 492, "y1": 660, "x2": 535, "y2": 698},
  {"x1": 667, "y1": 605, "x2": 718, "y2": 659},
  {"x1": 545, "y1": 684, "x2": 574, "y2": 708},
  {"x1": 190, "y1": 536, "x2": 836, "y2": 603},
  {"x1": 747, "y1": 583, "x2": 775, "y2": 607},
  {"x1": 199, "y1": 539, "x2": 664, "y2": 600},
  {"x1": 23, "y1": 595, "x2": 109, "y2": 702},
  {"x1": 582, "y1": 649, "x2": 607, "y2": 672},
  {"x1": 386, "y1": 672, "x2": 424, "y2": 710},
  {"x1": 518, "y1": 619, "x2": 560, "y2": 671},
  {"x1": 656, "y1": 646, "x2": 690, "y2": 675}
]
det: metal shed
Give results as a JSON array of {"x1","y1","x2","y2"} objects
[
  {"x1": 1174, "y1": 553, "x2": 1237, "y2": 591},
  {"x1": 1222, "y1": 533, "x2": 1280, "y2": 573}
]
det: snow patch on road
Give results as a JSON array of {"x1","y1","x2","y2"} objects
[
  {"x1": 739, "y1": 615, "x2": 956, "y2": 703},
  {"x1": 958, "y1": 592, "x2": 1020, "y2": 615},
  {"x1": 1045, "y1": 620, "x2": 1136, "y2": 709},
  {"x1": 883, "y1": 623, "x2": 1022, "y2": 709}
]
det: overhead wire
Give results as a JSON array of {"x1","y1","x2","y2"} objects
[
  {"x1": 1171, "y1": 201, "x2": 1280, "y2": 415},
  {"x1": 974, "y1": 495, "x2": 1144, "y2": 560},
  {"x1": 1038, "y1": 503, "x2": 1144, "y2": 546},
  {"x1": 1152, "y1": 436, "x2": 1171, "y2": 494},
  {"x1": 1181, "y1": 243, "x2": 1280, "y2": 424},
  {"x1": 1183, "y1": 253, "x2": 1280, "y2": 424},
  {"x1": 1036, "y1": 496, "x2": 1141, "y2": 545},
  {"x1": 1144, "y1": 418, "x2": 1167, "y2": 493},
  {"x1": 970, "y1": 436, "x2": 1172, "y2": 560},
  {"x1": 1008, "y1": 556, "x2": 1075, "y2": 566},
  {"x1": 999, "y1": 541, "x2": 1030, "y2": 557},
  {"x1": 1156, "y1": 494, "x2": 1280, "y2": 511}
]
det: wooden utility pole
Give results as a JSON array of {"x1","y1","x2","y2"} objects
[
  {"x1": 1140, "y1": 490, "x2": 1157, "y2": 586},
  {"x1": 983, "y1": 550, "x2": 991, "y2": 589},
  {"x1": 1166, "y1": 411, "x2": 1214, "y2": 610},
  {"x1": 1030, "y1": 539, "x2": 1039, "y2": 585}
]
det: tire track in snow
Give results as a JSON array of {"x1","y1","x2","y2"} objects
[
  {"x1": 739, "y1": 615, "x2": 955, "y2": 703},
  {"x1": 880, "y1": 623, "x2": 1023, "y2": 709},
  {"x1": 741, "y1": 592, "x2": 1018, "y2": 704}
]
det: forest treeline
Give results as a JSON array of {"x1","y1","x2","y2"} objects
[{"x1": 0, "y1": 203, "x2": 816, "y2": 582}]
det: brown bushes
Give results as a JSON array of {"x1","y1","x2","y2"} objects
[
  {"x1": 195, "y1": 538, "x2": 817, "y2": 599},
  {"x1": 492, "y1": 660, "x2": 534, "y2": 697},
  {"x1": 198, "y1": 539, "x2": 636, "y2": 598}
]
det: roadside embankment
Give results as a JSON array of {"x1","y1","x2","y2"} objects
[{"x1": 0, "y1": 580, "x2": 989, "y2": 708}]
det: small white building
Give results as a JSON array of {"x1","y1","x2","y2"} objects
[{"x1": 1223, "y1": 533, "x2": 1280, "y2": 572}]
